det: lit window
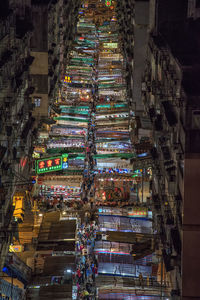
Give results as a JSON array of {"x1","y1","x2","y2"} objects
[{"x1": 34, "y1": 97, "x2": 41, "y2": 107}]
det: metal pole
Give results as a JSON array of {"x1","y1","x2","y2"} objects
[
  {"x1": 160, "y1": 254, "x2": 163, "y2": 298},
  {"x1": 11, "y1": 270, "x2": 13, "y2": 299},
  {"x1": 142, "y1": 168, "x2": 144, "y2": 203}
]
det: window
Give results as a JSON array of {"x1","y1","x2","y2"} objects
[{"x1": 34, "y1": 97, "x2": 41, "y2": 107}]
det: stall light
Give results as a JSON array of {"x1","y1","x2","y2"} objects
[
  {"x1": 67, "y1": 269, "x2": 71, "y2": 273},
  {"x1": 39, "y1": 213, "x2": 43, "y2": 217}
]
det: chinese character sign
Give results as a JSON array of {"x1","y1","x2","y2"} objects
[
  {"x1": 128, "y1": 207, "x2": 148, "y2": 218},
  {"x1": 63, "y1": 75, "x2": 72, "y2": 83},
  {"x1": 36, "y1": 154, "x2": 68, "y2": 174}
]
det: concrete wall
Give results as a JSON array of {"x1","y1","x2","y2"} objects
[
  {"x1": 133, "y1": 1, "x2": 149, "y2": 114},
  {"x1": 182, "y1": 154, "x2": 200, "y2": 298},
  {"x1": 32, "y1": 93, "x2": 48, "y2": 118},
  {"x1": 30, "y1": 52, "x2": 48, "y2": 75},
  {"x1": 149, "y1": 0, "x2": 156, "y2": 32},
  {"x1": 30, "y1": 52, "x2": 48, "y2": 117},
  {"x1": 31, "y1": 5, "x2": 48, "y2": 51}
]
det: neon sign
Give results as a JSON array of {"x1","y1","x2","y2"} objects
[
  {"x1": 9, "y1": 245, "x2": 23, "y2": 252},
  {"x1": 36, "y1": 154, "x2": 68, "y2": 174},
  {"x1": 63, "y1": 75, "x2": 72, "y2": 83},
  {"x1": 105, "y1": 0, "x2": 112, "y2": 6}
]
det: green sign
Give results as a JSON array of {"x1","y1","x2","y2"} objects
[{"x1": 36, "y1": 154, "x2": 68, "y2": 174}]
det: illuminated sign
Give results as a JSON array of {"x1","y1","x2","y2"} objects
[
  {"x1": 32, "y1": 152, "x2": 40, "y2": 158},
  {"x1": 103, "y1": 42, "x2": 118, "y2": 49},
  {"x1": 13, "y1": 193, "x2": 25, "y2": 221},
  {"x1": 36, "y1": 154, "x2": 68, "y2": 174},
  {"x1": 9, "y1": 245, "x2": 24, "y2": 252},
  {"x1": 96, "y1": 168, "x2": 132, "y2": 174},
  {"x1": 63, "y1": 75, "x2": 72, "y2": 83},
  {"x1": 105, "y1": 0, "x2": 112, "y2": 6},
  {"x1": 39, "y1": 132, "x2": 49, "y2": 139},
  {"x1": 13, "y1": 193, "x2": 24, "y2": 205},
  {"x1": 128, "y1": 207, "x2": 148, "y2": 218},
  {"x1": 34, "y1": 146, "x2": 46, "y2": 153}
]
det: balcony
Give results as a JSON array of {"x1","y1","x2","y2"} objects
[
  {"x1": 154, "y1": 114, "x2": 163, "y2": 131},
  {"x1": 4, "y1": 252, "x2": 32, "y2": 285},
  {"x1": 171, "y1": 227, "x2": 181, "y2": 255},
  {"x1": 52, "y1": 58, "x2": 59, "y2": 68},
  {"x1": 149, "y1": 107, "x2": 156, "y2": 120},
  {"x1": 0, "y1": 279, "x2": 25, "y2": 300},
  {"x1": 21, "y1": 117, "x2": 35, "y2": 140},
  {"x1": 162, "y1": 249, "x2": 174, "y2": 272},
  {"x1": 0, "y1": 50, "x2": 13, "y2": 69},
  {"x1": 0, "y1": 146, "x2": 7, "y2": 163},
  {"x1": 150, "y1": 147, "x2": 159, "y2": 160},
  {"x1": 167, "y1": 175, "x2": 177, "y2": 195},
  {"x1": 6, "y1": 126, "x2": 12, "y2": 137},
  {"x1": 161, "y1": 145, "x2": 171, "y2": 160},
  {"x1": 162, "y1": 101, "x2": 177, "y2": 127}
]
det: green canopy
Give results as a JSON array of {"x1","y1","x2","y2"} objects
[
  {"x1": 94, "y1": 153, "x2": 136, "y2": 159},
  {"x1": 54, "y1": 117, "x2": 89, "y2": 123}
]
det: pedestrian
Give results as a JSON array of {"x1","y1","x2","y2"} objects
[
  {"x1": 147, "y1": 275, "x2": 150, "y2": 286},
  {"x1": 94, "y1": 265, "x2": 98, "y2": 275},
  {"x1": 83, "y1": 289, "x2": 90, "y2": 300},
  {"x1": 139, "y1": 273, "x2": 144, "y2": 288},
  {"x1": 76, "y1": 282, "x2": 80, "y2": 292}
]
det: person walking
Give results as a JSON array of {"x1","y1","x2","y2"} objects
[
  {"x1": 139, "y1": 273, "x2": 144, "y2": 288},
  {"x1": 147, "y1": 275, "x2": 150, "y2": 286}
]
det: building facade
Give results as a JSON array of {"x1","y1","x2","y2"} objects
[
  {"x1": 142, "y1": 2, "x2": 200, "y2": 297},
  {"x1": 0, "y1": 0, "x2": 34, "y2": 271},
  {"x1": 30, "y1": 0, "x2": 81, "y2": 121}
]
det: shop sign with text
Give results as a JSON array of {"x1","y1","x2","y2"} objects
[{"x1": 36, "y1": 154, "x2": 68, "y2": 174}]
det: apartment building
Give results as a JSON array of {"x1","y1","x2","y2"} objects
[
  {"x1": 0, "y1": 0, "x2": 35, "y2": 271},
  {"x1": 117, "y1": 0, "x2": 150, "y2": 115},
  {"x1": 30, "y1": 0, "x2": 81, "y2": 121},
  {"x1": 142, "y1": 3, "x2": 200, "y2": 298}
]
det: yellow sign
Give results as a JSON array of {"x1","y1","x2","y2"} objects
[
  {"x1": 63, "y1": 156, "x2": 68, "y2": 163},
  {"x1": 32, "y1": 152, "x2": 40, "y2": 158},
  {"x1": 103, "y1": 43, "x2": 118, "y2": 49},
  {"x1": 13, "y1": 193, "x2": 24, "y2": 205},
  {"x1": 64, "y1": 76, "x2": 72, "y2": 83},
  {"x1": 13, "y1": 193, "x2": 25, "y2": 222},
  {"x1": 34, "y1": 146, "x2": 46, "y2": 153},
  {"x1": 9, "y1": 245, "x2": 24, "y2": 252}
]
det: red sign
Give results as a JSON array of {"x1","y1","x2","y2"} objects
[{"x1": 38, "y1": 158, "x2": 61, "y2": 170}]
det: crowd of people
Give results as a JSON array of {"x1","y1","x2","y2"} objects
[{"x1": 76, "y1": 222, "x2": 98, "y2": 299}]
